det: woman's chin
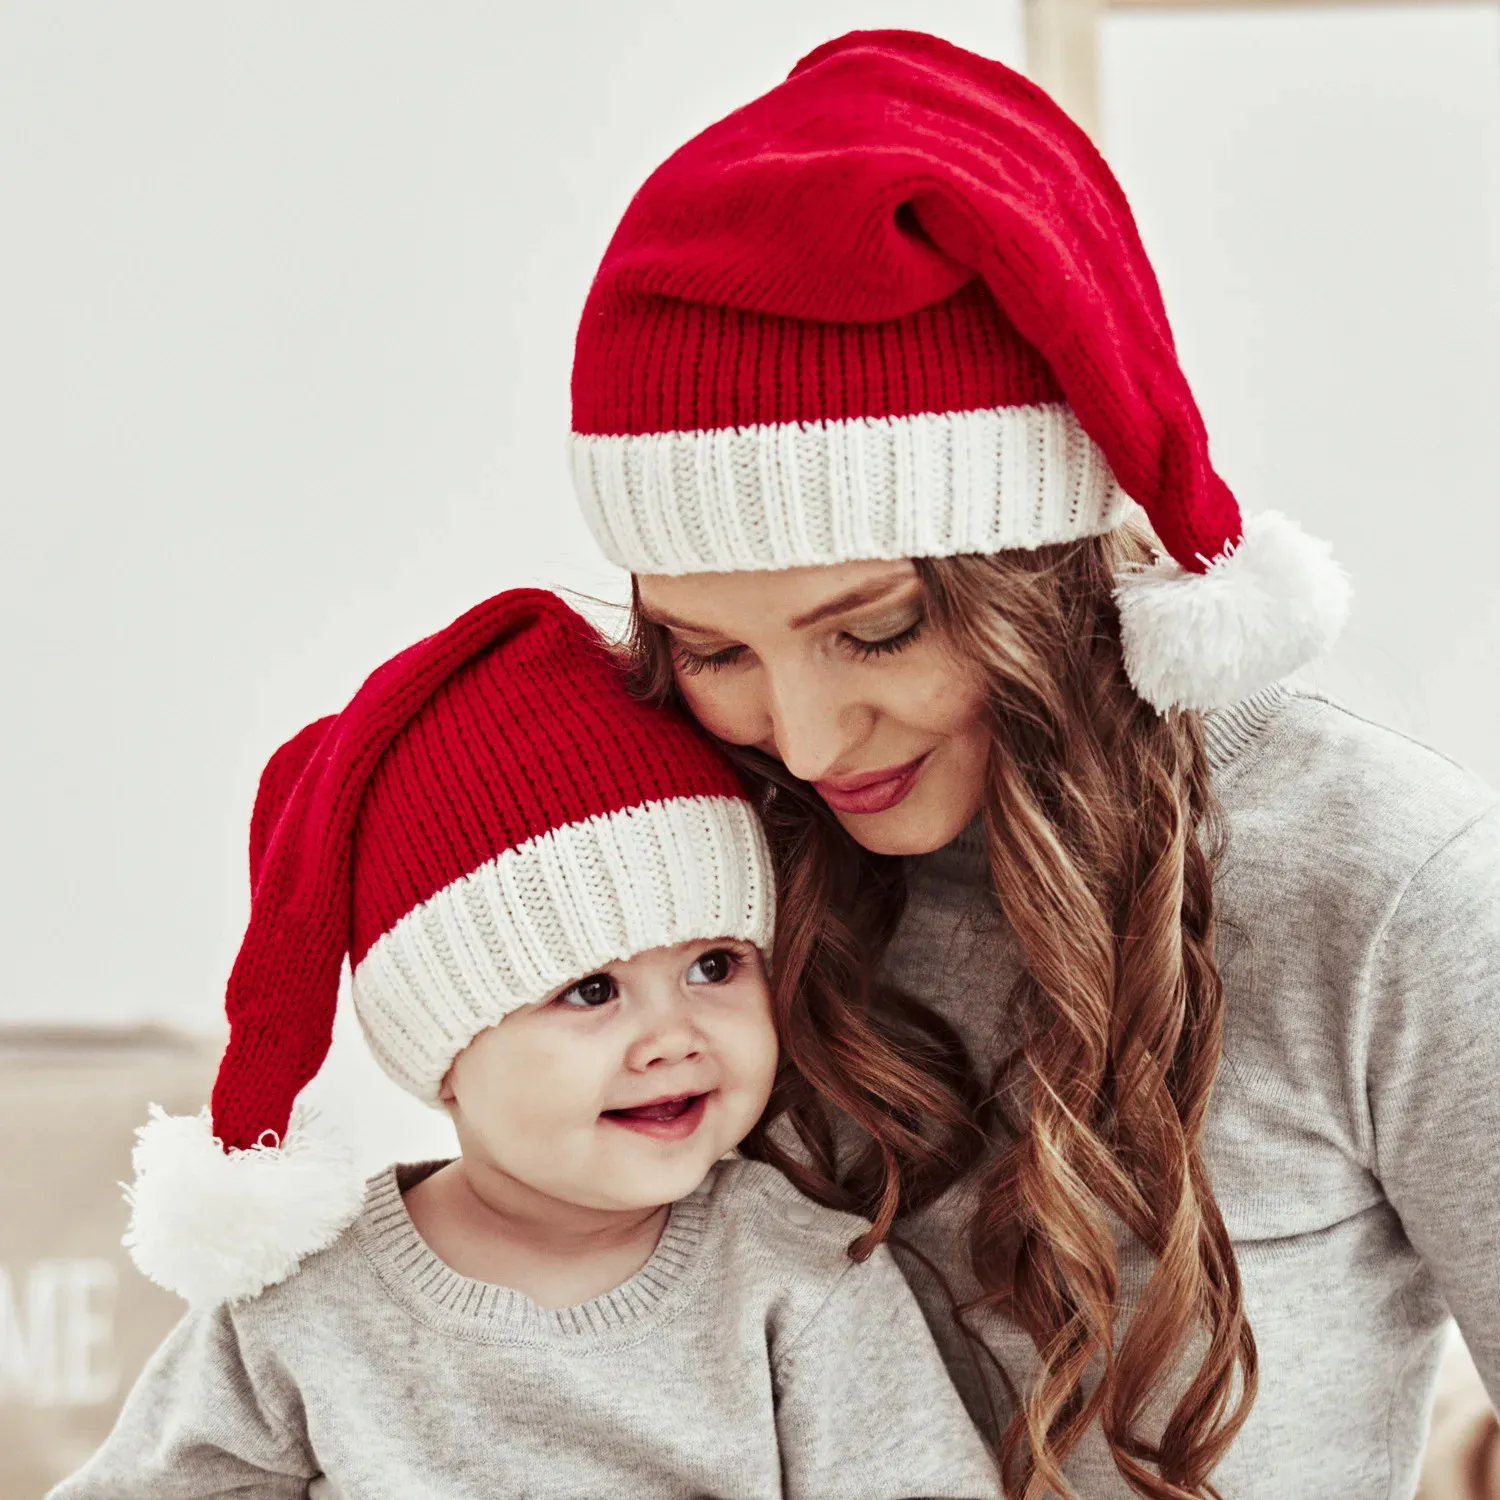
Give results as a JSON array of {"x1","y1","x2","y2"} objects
[{"x1": 832, "y1": 792, "x2": 979, "y2": 857}]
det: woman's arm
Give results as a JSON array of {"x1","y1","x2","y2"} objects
[
  {"x1": 1368, "y1": 802, "x2": 1500, "y2": 1399},
  {"x1": 46, "y1": 1302, "x2": 315, "y2": 1500},
  {"x1": 772, "y1": 1242, "x2": 1002, "y2": 1500}
]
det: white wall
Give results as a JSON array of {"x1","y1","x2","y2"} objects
[
  {"x1": 0, "y1": 3, "x2": 1024, "y2": 1165},
  {"x1": 1100, "y1": 2, "x2": 1500, "y2": 780}
]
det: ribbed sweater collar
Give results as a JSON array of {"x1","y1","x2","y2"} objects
[
  {"x1": 353, "y1": 1162, "x2": 714, "y2": 1345},
  {"x1": 1201, "y1": 682, "x2": 1291, "y2": 776},
  {"x1": 922, "y1": 682, "x2": 1291, "y2": 878}
]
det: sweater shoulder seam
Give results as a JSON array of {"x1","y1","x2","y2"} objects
[{"x1": 1283, "y1": 686, "x2": 1491, "y2": 787}]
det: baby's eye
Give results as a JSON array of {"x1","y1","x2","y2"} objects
[
  {"x1": 685, "y1": 948, "x2": 740, "y2": 986},
  {"x1": 556, "y1": 973, "x2": 617, "y2": 1008}
]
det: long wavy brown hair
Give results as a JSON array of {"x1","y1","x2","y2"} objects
[{"x1": 625, "y1": 524, "x2": 1258, "y2": 1500}]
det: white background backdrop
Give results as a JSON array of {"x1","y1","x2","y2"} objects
[{"x1": 4, "y1": 2, "x2": 1498, "y2": 1168}]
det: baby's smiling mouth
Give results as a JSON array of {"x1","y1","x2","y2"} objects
[{"x1": 602, "y1": 1092, "x2": 703, "y2": 1122}]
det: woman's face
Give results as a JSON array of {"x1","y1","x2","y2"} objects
[{"x1": 637, "y1": 559, "x2": 990, "y2": 856}]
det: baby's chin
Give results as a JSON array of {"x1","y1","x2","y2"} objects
[
  {"x1": 585, "y1": 1145, "x2": 732, "y2": 1212},
  {"x1": 578, "y1": 1131, "x2": 749, "y2": 1211}
]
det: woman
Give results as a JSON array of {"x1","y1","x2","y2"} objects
[{"x1": 567, "y1": 29, "x2": 1499, "y2": 1500}]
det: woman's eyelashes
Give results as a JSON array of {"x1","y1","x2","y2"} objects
[
  {"x1": 671, "y1": 640, "x2": 747, "y2": 676},
  {"x1": 669, "y1": 610, "x2": 927, "y2": 675},
  {"x1": 843, "y1": 612, "x2": 925, "y2": 660}
]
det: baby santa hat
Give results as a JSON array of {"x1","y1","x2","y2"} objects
[
  {"x1": 570, "y1": 29, "x2": 1351, "y2": 714},
  {"x1": 124, "y1": 589, "x2": 773, "y2": 1308}
]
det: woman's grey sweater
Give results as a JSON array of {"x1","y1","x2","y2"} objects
[{"x1": 884, "y1": 684, "x2": 1500, "y2": 1498}]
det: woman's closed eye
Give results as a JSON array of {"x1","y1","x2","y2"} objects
[
  {"x1": 671, "y1": 639, "x2": 747, "y2": 676},
  {"x1": 669, "y1": 609, "x2": 926, "y2": 676},
  {"x1": 842, "y1": 609, "x2": 925, "y2": 661}
]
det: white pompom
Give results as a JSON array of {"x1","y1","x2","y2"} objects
[
  {"x1": 1114, "y1": 510, "x2": 1352, "y2": 714},
  {"x1": 122, "y1": 1103, "x2": 365, "y2": 1308}
]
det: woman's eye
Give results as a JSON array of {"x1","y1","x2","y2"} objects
[
  {"x1": 670, "y1": 640, "x2": 747, "y2": 676},
  {"x1": 556, "y1": 973, "x2": 617, "y2": 1008},
  {"x1": 685, "y1": 948, "x2": 739, "y2": 986},
  {"x1": 842, "y1": 612, "x2": 926, "y2": 661}
]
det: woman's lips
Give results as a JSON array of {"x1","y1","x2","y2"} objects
[
  {"x1": 601, "y1": 1092, "x2": 709, "y2": 1142},
  {"x1": 814, "y1": 754, "x2": 929, "y2": 816}
]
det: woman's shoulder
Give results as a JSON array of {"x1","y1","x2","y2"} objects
[{"x1": 1218, "y1": 684, "x2": 1497, "y2": 882}]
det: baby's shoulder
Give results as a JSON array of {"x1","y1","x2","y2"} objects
[
  {"x1": 702, "y1": 1156, "x2": 874, "y2": 1297},
  {"x1": 696, "y1": 1158, "x2": 929, "y2": 1361},
  {"x1": 223, "y1": 1166, "x2": 392, "y2": 1336}
]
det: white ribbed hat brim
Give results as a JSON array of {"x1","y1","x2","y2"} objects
[
  {"x1": 571, "y1": 403, "x2": 1129, "y2": 575},
  {"x1": 351, "y1": 794, "x2": 774, "y2": 1102}
]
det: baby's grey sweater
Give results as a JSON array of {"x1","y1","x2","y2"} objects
[
  {"x1": 885, "y1": 684, "x2": 1500, "y2": 1498},
  {"x1": 51, "y1": 1156, "x2": 1001, "y2": 1500}
]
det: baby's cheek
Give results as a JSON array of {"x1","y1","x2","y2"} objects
[
  {"x1": 728, "y1": 1008, "x2": 779, "y2": 1099},
  {"x1": 467, "y1": 1043, "x2": 565, "y2": 1137}
]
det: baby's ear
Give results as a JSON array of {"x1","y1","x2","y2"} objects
[{"x1": 436, "y1": 1065, "x2": 458, "y2": 1110}]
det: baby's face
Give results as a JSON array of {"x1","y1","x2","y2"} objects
[{"x1": 443, "y1": 938, "x2": 778, "y2": 1212}]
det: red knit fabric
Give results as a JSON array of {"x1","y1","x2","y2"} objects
[
  {"x1": 211, "y1": 589, "x2": 746, "y2": 1152},
  {"x1": 348, "y1": 605, "x2": 743, "y2": 968},
  {"x1": 574, "y1": 278, "x2": 1061, "y2": 434},
  {"x1": 248, "y1": 716, "x2": 335, "y2": 889},
  {"x1": 571, "y1": 28, "x2": 1241, "y2": 576}
]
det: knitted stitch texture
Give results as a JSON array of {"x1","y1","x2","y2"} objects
[{"x1": 569, "y1": 29, "x2": 1232, "y2": 577}]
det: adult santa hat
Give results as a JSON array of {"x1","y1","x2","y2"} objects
[
  {"x1": 124, "y1": 589, "x2": 773, "y2": 1308},
  {"x1": 570, "y1": 29, "x2": 1350, "y2": 713}
]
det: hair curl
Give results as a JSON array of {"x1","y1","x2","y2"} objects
[{"x1": 626, "y1": 526, "x2": 1257, "y2": 1499}]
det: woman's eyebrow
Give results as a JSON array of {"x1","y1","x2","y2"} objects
[
  {"x1": 642, "y1": 574, "x2": 916, "y2": 636},
  {"x1": 786, "y1": 577, "x2": 917, "y2": 631},
  {"x1": 639, "y1": 605, "x2": 721, "y2": 635}
]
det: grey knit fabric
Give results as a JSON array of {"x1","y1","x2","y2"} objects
[
  {"x1": 883, "y1": 684, "x2": 1500, "y2": 1498},
  {"x1": 49, "y1": 1156, "x2": 1001, "y2": 1500}
]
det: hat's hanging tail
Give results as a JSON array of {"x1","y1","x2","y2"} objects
[
  {"x1": 123, "y1": 713, "x2": 363, "y2": 1308},
  {"x1": 900, "y1": 100, "x2": 1350, "y2": 713},
  {"x1": 124, "y1": 593, "x2": 550, "y2": 1307}
]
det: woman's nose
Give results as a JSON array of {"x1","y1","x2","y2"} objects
[{"x1": 763, "y1": 665, "x2": 871, "y2": 783}]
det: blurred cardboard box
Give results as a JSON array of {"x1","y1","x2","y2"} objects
[{"x1": 0, "y1": 1025, "x2": 219, "y2": 1499}]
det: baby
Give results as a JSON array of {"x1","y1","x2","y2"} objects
[{"x1": 50, "y1": 589, "x2": 999, "y2": 1500}]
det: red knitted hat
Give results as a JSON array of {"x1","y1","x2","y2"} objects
[
  {"x1": 124, "y1": 589, "x2": 773, "y2": 1306},
  {"x1": 570, "y1": 29, "x2": 1349, "y2": 712}
]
